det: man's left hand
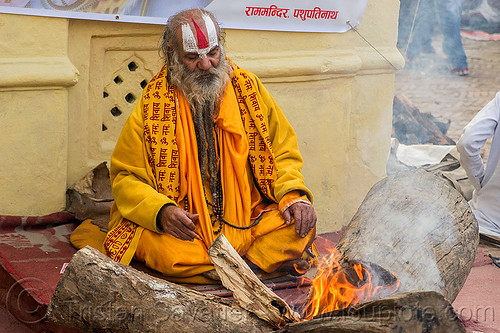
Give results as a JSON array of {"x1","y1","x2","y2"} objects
[{"x1": 283, "y1": 202, "x2": 317, "y2": 238}]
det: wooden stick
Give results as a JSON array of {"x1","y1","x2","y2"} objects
[{"x1": 208, "y1": 234, "x2": 298, "y2": 327}]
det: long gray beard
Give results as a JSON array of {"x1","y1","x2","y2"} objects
[
  {"x1": 191, "y1": 100, "x2": 218, "y2": 196},
  {"x1": 168, "y1": 49, "x2": 232, "y2": 193},
  {"x1": 169, "y1": 46, "x2": 232, "y2": 115}
]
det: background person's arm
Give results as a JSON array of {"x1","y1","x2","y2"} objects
[{"x1": 457, "y1": 92, "x2": 500, "y2": 191}]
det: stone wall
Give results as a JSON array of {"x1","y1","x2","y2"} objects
[{"x1": 0, "y1": 0, "x2": 404, "y2": 233}]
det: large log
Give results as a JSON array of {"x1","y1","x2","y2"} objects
[
  {"x1": 208, "y1": 234, "x2": 297, "y2": 327},
  {"x1": 46, "y1": 246, "x2": 271, "y2": 333},
  {"x1": 278, "y1": 291, "x2": 465, "y2": 333},
  {"x1": 335, "y1": 169, "x2": 479, "y2": 303}
]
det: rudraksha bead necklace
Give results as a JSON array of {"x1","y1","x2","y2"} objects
[{"x1": 205, "y1": 126, "x2": 261, "y2": 234}]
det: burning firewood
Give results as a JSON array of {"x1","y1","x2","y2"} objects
[
  {"x1": 300, "y1": 255, "x2": 400, "y2": 320},
  {"x1": 278, "y1": 291, "x2": 465, "y2": 332},
  {"x1": 301, "y1": 168, "x2": 478, "y2": 321}
]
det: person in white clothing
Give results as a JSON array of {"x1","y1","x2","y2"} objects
[{"x1": 457, "y1": 91, "x2": 500, "y2": 241}]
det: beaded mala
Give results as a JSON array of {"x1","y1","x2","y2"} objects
[{"x1": 206, "y1": 125, "x2": 262, "y2": 234}]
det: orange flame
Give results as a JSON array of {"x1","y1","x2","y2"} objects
[{"x1": 302, "y1": 248, "x2": 400, "y2": 320}]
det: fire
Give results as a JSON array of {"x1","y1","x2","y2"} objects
[{"x1": 301, "y1": 247, "x2": 400, "y2": 320}]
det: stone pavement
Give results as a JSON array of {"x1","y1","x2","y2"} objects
[{"x1": 394, "y1": 34, "x2": 500, "y2": 146}]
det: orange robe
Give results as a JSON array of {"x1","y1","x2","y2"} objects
[{"x1": 102, "y1": 62, "x2": 315, "y2": 283}]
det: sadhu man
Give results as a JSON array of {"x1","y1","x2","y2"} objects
[{"x1": 75, "y1": 8, "x2": 317, "y2": 283}]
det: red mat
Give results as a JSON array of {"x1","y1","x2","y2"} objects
[
  {"x1": 0, "y1": 213, "x2": 77, "y2": 304},
  {"x1": 0, "y1": 213, "x2": 78, "y2": 332}
]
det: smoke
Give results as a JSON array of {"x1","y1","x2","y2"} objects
[{"x1": 354, "y1": 203, "x2": 459, "y2": 296}]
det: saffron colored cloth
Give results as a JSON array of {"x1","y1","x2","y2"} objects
[
  {"x1": 101, "y1": 62, "x2": 314, "y2": 282},
  {"x1": 136, "y1": 208, "x2": 316, "y2": 284}
]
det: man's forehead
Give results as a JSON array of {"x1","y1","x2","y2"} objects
[{"x1": 181, "y1": 13, "x2": 218, "y2": 55}]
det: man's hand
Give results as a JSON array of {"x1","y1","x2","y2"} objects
[
  {"x1": 282, "y1": 202, "x2": 317, "y2": 238},
  {"x1": 157, "y1": 205, "x2": 200, "y2": 241}
]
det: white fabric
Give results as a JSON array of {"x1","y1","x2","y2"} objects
[
  {"x1": 394, "y1": 141, "x2": 456, "y2": 167},
  {"x1": 457, "y1": 91, "x2": 500, "y2": 238}
]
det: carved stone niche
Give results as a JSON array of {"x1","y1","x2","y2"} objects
[{"x1": 87, "y1": 34, "x2": 163, "y2": 161}]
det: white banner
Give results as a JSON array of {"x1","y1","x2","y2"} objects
[
  {"x1": 0, "y1": 0, "x2": 367, "y2": 33},
  {"x1": 207, "y1": 0, "x2": 368, "y2": 33}
]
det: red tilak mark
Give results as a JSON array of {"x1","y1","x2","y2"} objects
[{"x1": 191, "y1": 18, "x2": 209, "y2": 49}]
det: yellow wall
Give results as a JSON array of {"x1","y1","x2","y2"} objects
[{"x1": 0, "y1": 1, "x2": 403, "y2": 233}]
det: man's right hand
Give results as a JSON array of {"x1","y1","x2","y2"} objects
[{"x1": 157, "y1": 205, "x2": 200, "y2": 241}]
